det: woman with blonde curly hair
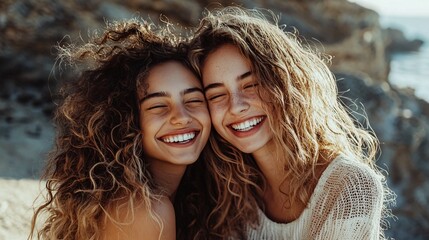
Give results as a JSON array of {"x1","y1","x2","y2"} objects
[
  {"x1": 189, "y1": 6, "x2": 394, "y2": 239},
  {"x1": 29, "y1": 18, "x2": 214, "y2": 239}
]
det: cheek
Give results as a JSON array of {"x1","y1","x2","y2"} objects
[
  {"x1": 209, "y1": 113, "x2": 225, "y2": 134},
  {"x1": 139, "y1": 114, "x2": 162, "y2": 135},
  {"x1": 255, "y1": 101, "x2": 266, "y2": 111},
  {"x1": 247, "y1": 94, "x2": 266, "y2": 111},
  {"x1": 257, "y1": 91, "x2": 274, "y2": 109},
  {"x1": 138, "y1": 112, "x2": 145, "y2": 131},
  {"x1": 195, "y1": 111, "x2": 211, "y2": 129},
  {"x1": 188, "y1": 105, "x2": 210, "y2": 122},
  {"x1": 207, "y1": 99, "x2": 229, "y2": 112},
  {"x1": 140, "y1": 121, "x2": 152, "y2": 136}
]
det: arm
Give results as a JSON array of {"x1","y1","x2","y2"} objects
[{"x1": 101, "y1": 197, "x2": 176, "y2": 240}]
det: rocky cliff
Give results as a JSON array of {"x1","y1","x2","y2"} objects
[{"x1": 0, "y1": 0, "x2": 427, "y2": 238}]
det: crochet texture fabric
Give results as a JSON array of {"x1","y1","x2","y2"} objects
[{"x1": 246, "y1": 155, "x2": 388, "y2": 240}]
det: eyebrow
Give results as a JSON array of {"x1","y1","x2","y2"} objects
[
  {"x1": 183, "y1": 87, "x2": 204, "y2": 95},
  {"x1": 139, "y1": 87, "x2": 204, "y2": 104},
  {"x1": 204, "y1": 71, "x2": 252, "y2": 93},
  {"x1": 139, "y1": 91, "x2": 169, "y2": 104},
  {"x1": 238, "y1": 71, "x2": 252, "y2": 80}
]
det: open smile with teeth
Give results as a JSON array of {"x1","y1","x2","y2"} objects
[
  {"x1": 160, "y1": 132, "x2": 197, "y2": 144},
  {"x1": 230, "y1": 117, "x2": 264, "y2": 132}
]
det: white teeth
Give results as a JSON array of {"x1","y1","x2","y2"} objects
[
  {"x1": 162, "y1": 132, "x2": 196, "y2": 143},
  {"x1": 183, "y1": 134, "x2": 190, "y2": 141},
  {"x1": 231, "y1": 117, "x2": 263, "y2": 131}
]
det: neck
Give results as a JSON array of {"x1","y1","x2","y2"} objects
[
  {"x1": 149, "y1": 160, "x2": 187, "y2": 202},
  {"x1": 252, "y1": 139, "x2": 285, "y2": 194}
]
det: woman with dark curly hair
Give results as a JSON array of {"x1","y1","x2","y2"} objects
[
  {"x1": 29, "y1": 18, "x2": 213, "y2": 240},
  {"x1": 189, "y1": 6, "x2": 394, "y2": 239}
]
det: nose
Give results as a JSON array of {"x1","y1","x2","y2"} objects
[
  {"x1": 170, "y1": 105, "x2": 192, "y2": 125},
  {"x1": 229, "y1": 92, "x2": 250, "y2": 115}
]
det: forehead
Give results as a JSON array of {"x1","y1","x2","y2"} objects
[
  {"x1": 138, "y1": 61, "x2": 201, "y2": 96},
  {"x1": 202, "y1": 44, "x2": 251, "y2": 84}
]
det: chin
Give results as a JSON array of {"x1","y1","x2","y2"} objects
[
  {"x1": 236, "y1": 144, "x2": 260, "y2": 154},
  {"x1": 172, "y1": 155, "x2": 201, "y2": 165}
]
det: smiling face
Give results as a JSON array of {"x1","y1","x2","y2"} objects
[
  {"x1": 138, "y1": 61, "x2": 211, "y2": 166},
  {"x1": 201, "y1": 44, "x2": 273, "y2": 154}
]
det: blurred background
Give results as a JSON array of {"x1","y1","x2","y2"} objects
[{"x1": 0, "y1": 0, "x2": 428, "y2": 239}]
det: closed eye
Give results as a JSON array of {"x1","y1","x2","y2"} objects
[
  {"x1": 186, "y1": 99, "x2": 204, "y2": 103},
  {"x1": 185, "y1": 99, "x2": 205, "y2": 107},
  {"x1": 146, "y1": 105, "x2": 167, "y2": 110},
  {"x1": 208, "y1": 94, "x2": 226, "y2": 101},
  {"x1": 244, "y1": 83, "x2": 259, "y2": 89}
]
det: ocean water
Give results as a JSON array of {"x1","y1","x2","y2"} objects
[{"x1": 380, "y1": 16, "x2": 429, "y2": 102}]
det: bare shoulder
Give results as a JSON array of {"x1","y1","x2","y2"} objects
[{"x1": 101, "y1": 196, "x2": 176, "y2": 240}]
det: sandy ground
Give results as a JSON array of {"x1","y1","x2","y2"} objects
[
  {"x1": 0, "y1": 93, "x2": 54, "y2": 240},
  {"x1": 0, "y1": 179, "x2": 45, "y2": 240},
  {"x1": 0, "y1": 102, "x2": 53, "y2": 240}
]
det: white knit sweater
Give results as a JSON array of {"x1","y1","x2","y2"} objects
[{"x1": 246, "y1": 155, "x2": 386, "y2": 240}]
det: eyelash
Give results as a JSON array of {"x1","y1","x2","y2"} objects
[
  {"x1": 147, "y1": 105, "x2": 167, "y2": 110},
  {"x1": 244, "y1": 83, "x2": 259, "y2": 89},
  {"x1": 208, "y1": 94, "x2": 225, "y2": 101},
  {"x1": 186, "y1": 99, "x2": 204, "y2": 103},
  {"x1": 207, "y1": 83, "x2": 259, "y2": 101},
  {"x1": 146, "y1": 98, "x2": 204, "y2": 111}
]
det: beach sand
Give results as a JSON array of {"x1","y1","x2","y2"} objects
[
  {"x1": 0, "y1": 179, "x2": 45, "y2": 240},
  {"x1": 0, "y1": 96, "x2": 53, "y2": 239}
]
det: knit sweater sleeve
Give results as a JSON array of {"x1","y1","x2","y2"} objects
[{"x1": 307, "y1": 159, "x2": 385, "y2": 240}]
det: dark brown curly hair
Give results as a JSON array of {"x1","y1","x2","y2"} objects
[{"x1": 29, "y1": 18, "x2": 215, "y2": 240}]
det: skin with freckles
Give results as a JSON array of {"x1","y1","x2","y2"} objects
[
  {"x1": 188, "y1": 6, "x2": 390, "y2": 238},
  {"x1": 202, "y1": 44, "x2": 302, "y2": 222},
  {"x1": 202, "y1": 44, "x2": 273, "y2": 155}
]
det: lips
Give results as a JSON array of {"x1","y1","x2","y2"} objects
[
  {"x1": 159, "y1": 131, "x2": 199, "y2": 144},
  {"x1": 229, "y1": 116, "x2": 265, "y2": 132}
]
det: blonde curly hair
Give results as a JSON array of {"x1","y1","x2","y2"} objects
[{"x1": 189, "y1": 6, "x2": 384, "y2": 238}]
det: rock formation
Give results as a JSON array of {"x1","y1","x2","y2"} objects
[{"x1": 0, "y1": 0, "x2": 427, "y2": 238}]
